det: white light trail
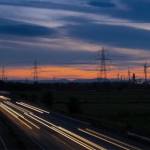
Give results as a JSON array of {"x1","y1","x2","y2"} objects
[
  {"x1": 16, "y1": 102, "x2": 44, "y2": 114},
  {"x1": 17, "y1": 102, "x2": 50, "y2": 114},
  {"x1": 4, "y1": 101, "x2": 31, "y2": 114},
  {"x1": 24, "y1": 112, "x2": 106, "y2": 150},
  {"x1": 1, "y1": 103, "x2": 40, "y2": 129},
  {"x1": 0, "y1": 104, "x2": 32, "y2": 129},
  {"x1": 79, "y1": 128, "x2": 141, "y2": 150}
]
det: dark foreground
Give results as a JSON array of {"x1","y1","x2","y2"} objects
[
  {"x1": 0, "y1": 81, "x2": 150, "y2": 149},
  {"x1": 4, "y1": 81, "x2": 150, "y2": 135},
  {"x1": 0, "y1": 96, "x2": 150, "y2": 150}
]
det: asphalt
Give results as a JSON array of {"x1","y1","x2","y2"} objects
[{"x1": 0, "y1": 97, "x2": 150, "y2": 150}]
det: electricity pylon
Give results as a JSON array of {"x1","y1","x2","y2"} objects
[
  {"x1": 33, "y1": 60, "x2": 38, "y2": 83},
  {"x1": 144, "y1": 62, "x2": 148, "y2": 82},
  {"x1": 97, "y1": 47, "x2": 110, "y2": 80}
]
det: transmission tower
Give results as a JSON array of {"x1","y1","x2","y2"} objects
[
  {"x1": 128, "y1": 67, "x2": 131, "y2": 81},
  {"x1": 144, "y1": 62, "x2": 148, "y2": 82},
  {"x1": 33, "y1": 60, "x2": 38, "y2": 82},
  {"x1": 132, "y1": 73, "x2": 136, "y2": 83},
  {"x1": 97, "y1": 47, "x2": 109, "y2": 80},
  {"x1": 117, "y1": 73, "x2": 120, "y2": 81},
  {"x1": 1, "y1": 65, "x2": 6, "y2": 81}
]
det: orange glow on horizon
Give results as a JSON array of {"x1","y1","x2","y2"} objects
[{"x1": 4, "y1": 65, "x2": 146, "y2": 80}]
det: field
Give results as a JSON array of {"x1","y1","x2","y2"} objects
[
  {"x1": 51, "y1": 88, "x2": 150, "y2": 134},
  {"x1": 4, "y1": 82, "x2": 150, "y2": 136}
]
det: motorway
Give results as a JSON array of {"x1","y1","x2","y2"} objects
[{"x1": 0, "y1": 96, "x2": 149, "y2": 150}]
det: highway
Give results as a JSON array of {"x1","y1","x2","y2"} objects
[{"x1": 0, "y1": 96, "x2": 149, "y2": 150}]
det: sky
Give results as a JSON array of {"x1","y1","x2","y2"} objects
[{"x1": 0, "y1": 0, "x2": 150, "y2": 79}]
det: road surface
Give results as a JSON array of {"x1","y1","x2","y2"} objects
[{"x1": 0, "y1": 96, "x2": 149, "y2": 150}]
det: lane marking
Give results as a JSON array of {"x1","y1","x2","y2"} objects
[
  {"x1": 2, "y1": 103, "x2": 40, "y2": 129},
  {"x1": 58, "y1": 127, "x2": 106, "y2": 150},
  {"x1": 24, "y1": 113, "x2": 106, "y2": 150},
  {"x1": 0, "y1": 136, "x2": 8, "y2": 150},
  {"x1": 0, "y1": 105, "x2": 32, "y2": 129},
  {"x1": 4, "y1": 101, "x2": 31, "y2": 114},
  {"x1": 24, "y1": 113, "x2": 96, "y2": 150},
  {"x1": 51, "y1": 126, "x2": 95, "y2": 150},
  {"x1": 53, "y1": 112, "x2": 90, "y2": 125},
  {"x1": 79, "y1": 128, "x2": 141, "y2": 150},
  {"x1": 16, "y1": 102, "x2": 44, "y2": 114},
  {"x1": 17, "y1": 102, "x2": 49, "y2": 114},
  {"x1": 128, "y1": 132, "x2": 150, "y2": 142},
  {"x1": 86, "y1": 129, "x2": 141, "y2": 150}
]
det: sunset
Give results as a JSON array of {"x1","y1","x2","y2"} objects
[
  {"x1": 0, "y1": 1, "x2": 150, "y2": 150},
  {"x1": 0, "y1": 0, "x2": 149, "y2": 80},
  {"x1": 4, "y1": 65, "x2": 146, "y2": 80}
]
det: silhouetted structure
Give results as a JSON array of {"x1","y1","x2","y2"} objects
[
  {"x1": 144, "y1": 63, "x2": 148, "y2": 82},
  {"x1": 128, "y1": 67, "x2": 131, "y2": 81},
  {"x1": 1, "y1": 65, "x2": 6, "y2": 81},
  {"x1": 117, "y1": 73, "x2": 120, "y2": 81},
  {"x1": 97, "y1": 48, "x2": 110, "y2": 80},
  {"x1": 132, "y1": 73, "x2": 136, "y2": 83},
  {"x1": 33, "y1": 60, "x2": 38, "y2": 83}
]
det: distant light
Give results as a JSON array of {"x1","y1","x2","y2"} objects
[{"x1": 0, "y1": 96, "x2": 11, "y2": 101}]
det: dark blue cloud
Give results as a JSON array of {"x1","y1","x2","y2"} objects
[
  {"x1": 0, "y1": 18, "x2": 57, "y2": 37},
  {"x1": 87, "y1": 0, "x2": 150, "y2": 22},
  {"x1": 110, "y1": 0, "x2": 150, "y2": 22},
  {"x1": 62, "y1": 23, "x2": 150, "y2": 50},
  {"x1": 88, "y1": 1, "x2": 115, "y2": 8},
  {"x1": 0, "y1": 48, "x2": 96, "y2": 67},
  {"x1": 0, "y1": 0, "x2": 149, "y2": 71},
  {"x1": 61, "y1": 16, "x2": 93, "y2": 24},
  {"x1": 0, "y1": 0, "x2": 149, "y2": 23}
]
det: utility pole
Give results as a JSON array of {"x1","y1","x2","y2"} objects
[
  {"x1": 120, "y1": 75, "x2": 123, "y2": 81},
  {"x1": 132, "y1": 73, "x2": 136, "y2": 83},
  {"x1": 97, "y1": 47, "x2": 109, "y2": 80},
  {"x1": 1, "y1": 65, "x2": 6, "y2": 81},
  {"x1": 117, "y1": 73, "x2": 120, "y2": 81},
  {"x1": 128, "y1": 67, "x2": 131, "y2": 81},
  {"x1": 144, "y1": 63, "x2": 148, "y2": 82},
  {"x1": 33, "y1": 60, "x2": 38, "y2": 83}
]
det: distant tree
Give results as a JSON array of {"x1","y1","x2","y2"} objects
[
  {"x1": 19, "y1": 92, "x2": 30, "y2": 99},
  {"x1": 30, "y1": 93, "x2": 38, "y2": 103},
  {"x1": 42, "y1": 92, "x2": 53, "y2": 108},
  {"x1": 67, "y1": 97, "x2": 81, "y2": 114}
]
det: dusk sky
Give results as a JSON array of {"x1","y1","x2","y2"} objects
[{"x1": 0, "y1": 0, "x2": 150, "y2": 79}]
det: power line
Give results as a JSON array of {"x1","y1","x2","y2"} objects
[
  {"x1": 33, "y1": 60, "x2": 39, "y2": 82},
  {"x1": 97, "y1": 47, "x2": 110, "y2": 80},
  {"x1": 144, "y1": 62, "x2": 148, "y2": 82},
  {"x1": 1, "y1": 65, "x2": 6, "y2": 81},
  {"x1": 128, "y1": 67, "x2": 131, "y2": 81}
]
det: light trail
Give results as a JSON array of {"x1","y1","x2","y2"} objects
[
  {"x1": 24, "y1": 113, "x2": 97, "y2": 150},
  {"x1": 0, "y1": 104, "x2": 32, "y2": 129},
  {"x1": 1, "y1": 100, "x2": 129, "y2": 150},
  {"x1": 2, "y1": 103, "x2": 26, "y2": 118},
  {"x1": 16, "y1": 102, "x2": 44, "y2": 114},
  {"x1": 24, "y1": 112, "x2": 106, "y2": 150},
  {"x1": 17, "y1": 102, "x2": 50, "y2": 114},
  {"x1": 24, "y1": 112, "x2": 53, "y2": 129},
  {"x1": 51, "y1": 126, "x2": 95, "y2": 150},
  {"x1": 29, "y1": 113, "x2": 55, "y2": 126},
  {"x1": 58, "y1": 127, "x2": 106, "y2": 150},
  {"x1": 86, "y1": 129, "x2": 141, "y2": 150},
  {"x1": 1, "y1": 103, "x2": 40, "y2": 129},
  {"x1": 79, "y1": 128, "x2": 141, "y2": 150},
  {"x1": 29, "y1": 112, "x2": 106, "y2": 149},
  {"x1": 128, "y1": 132, "x2": 150, "y2": 143},
  {"x1": 0, "y1": 136, "x2": 8, "y2": 150},
  {"x1": 4, "y1": 101, "x2": 31, "y2": 114},
  {"x1": 0, "y1": 96, "x2": 10, "y2": 101}
]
